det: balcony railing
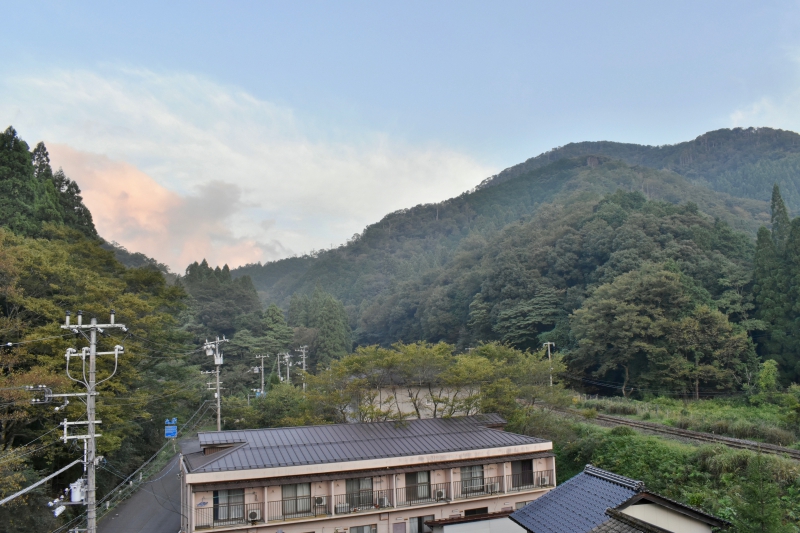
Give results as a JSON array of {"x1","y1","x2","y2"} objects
[
  {"x1": 266, "y1": 495, "x2": 331, "y2": 521},
  {"x1": 506, "y1": 470, "x2": 554, "y2": 491},
  {"x1": 396, "y1": 482, "x2": 451, "y2": 507},
  {"x1": 195, "y1": 502, "x2": 265, "y2": 529},
  {"x1": 195, "y1": 471, "x2": 553, "y2": 529},
  {"x1": 453, "y1": 476, "x2": 505, "y2": 499},
  {"x1": 333, "y1": 489, "x2": 393, "y2": 514}
]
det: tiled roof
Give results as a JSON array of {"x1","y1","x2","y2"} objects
[
  {"x1": 587, "y1": 510, "x2": 672, "y2": 533},
  {"x1": 508, "y1": 466, "x2": 642, "y2": 533},
  {"x1": 187, "y1": 414, "x2": 547, "y2": 474}
]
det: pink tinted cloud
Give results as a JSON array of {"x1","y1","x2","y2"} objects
[{"x1": 48, "y1": 144, "x2": 281, "y2": 271}]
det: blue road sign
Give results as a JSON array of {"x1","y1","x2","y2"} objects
[{"x1": 165, "y1": 417, "x2": 178, "y2": 438}]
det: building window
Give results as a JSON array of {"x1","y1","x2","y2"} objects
[
  {"x1": 511, "y1": 460, "x2": 534, "y2": 488},
  {"x1": 464, "y1": 507, "x2": 488, "y2": 517},
  {"x1": 351, "y1": 525, "x2": 377, "y2": 533},
  {"x1": 404, "y1": 471, "x2": 430, "y2": 503},
  {"x1": 346, "y1": 477, "x2": 374, "y2": 508},
  {"x1": 460, "y1": 465, "x2": 484, "y2": 494},
  {"x1": 282, "y1": 483, "x2": 312, "y2": 517},
  {"x1": 515, "y1": 501, "x2": 528, "y2": 510},
  {"x1": 410, "y1": 514, "x2": 434, "y2": 533},
  {"x1": 213, "y1": 489, "x2": 244, "y2": 521}
]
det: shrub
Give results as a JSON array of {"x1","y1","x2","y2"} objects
[{"x1": 610, "y1": 425, "x2": 636, "y2": 436}]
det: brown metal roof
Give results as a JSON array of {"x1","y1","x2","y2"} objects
[{"x1": 188, "y1": 414, "x2": 547, "y2": 474}]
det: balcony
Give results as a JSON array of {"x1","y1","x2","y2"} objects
[
  {"x1": 196, "y1": 502, "x2": 265, "y2": 529},
  {"x1": 453, "y1": 476, "x2": 505, "y2": 499},
  {"x1": 333, "y1": 489, "x2": 393, "y2": 514},
  {"x1": 195, "y1": 471, "x2": 552, "y2": 529},
  {"x1": 506, "y1": 470, "x2": 554, "y2": 491},
  {"x1": 396, "y1": 482, "x2": 451, "y2": 507},
  {"x1": 267, "y1": 495, "x2": 332, "y2": 521}
]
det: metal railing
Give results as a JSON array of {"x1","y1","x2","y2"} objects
[
  {"x1": 333, "y1": 489, "x2": 393, "y2": 513},
  {"x1": 267, "y1": 495, "x2": 331, "y2": 521},
  {"x1": 195, "y1": 502, "x2": 265, "y2": 529},
  {"x1": 506, "y1": 470, "x2": 554, "y2": 491},
  {"x1": 453, "y1": 476, "x2": 505, "y2": 499},
  {"x1": 396, "y1": 482, "x2": 451, "y2": 506}
]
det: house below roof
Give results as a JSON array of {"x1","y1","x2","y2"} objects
[
  {"x1": 179, "y1": 415, "x2": 556, "y2": 533},
  {"x1": 425, "y1": 510, "x2": 525, "y2": 533},
  {"x1": 509, "y1": 465, "x2": 729, "y2": 533}
]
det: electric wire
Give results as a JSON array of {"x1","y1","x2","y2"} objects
[
  {"x1": 48, "y1": 400, "x2": 212, "y2": 533},
  {"x1": 1, "y1": 333, "x2": 75, "y2": 347}
]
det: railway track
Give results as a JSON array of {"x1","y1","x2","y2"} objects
[{"x1": 551, "y1": 406, "x2": 800, "y2": 461}]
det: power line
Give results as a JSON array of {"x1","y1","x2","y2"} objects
[{"x1": 1, "y1": 333, "x2": 75, "y2": 347}]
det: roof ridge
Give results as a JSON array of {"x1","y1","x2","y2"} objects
[
  {"x1": 584, "y1": 465, "x2": 644, "y2": 491},
  {"x1": 198, "y1": 413, "x2": 505, "y2": 437},
  {"x1": 204, "y1": 425, "x2": 516, "y2": 447}
]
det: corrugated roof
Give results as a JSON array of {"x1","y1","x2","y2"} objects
[
  {"x1": 188, "y1": 414, "x2": 545, "y2": 474},
  {"x1": 509, "y1": 466, "x2": 640, "y2": 533}
]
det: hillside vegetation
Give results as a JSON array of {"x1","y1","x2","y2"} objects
[{"x1": 480, "y1": 126, "x2": 800, "y2": 212}]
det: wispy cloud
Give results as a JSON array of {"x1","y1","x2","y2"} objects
[{"x1": 1, "y1": 68, "x2": 495, "y2": 271}]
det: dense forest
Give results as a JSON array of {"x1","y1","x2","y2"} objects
[{"x1": 3, "y1": 125, "x2": 800, "y2": 531}]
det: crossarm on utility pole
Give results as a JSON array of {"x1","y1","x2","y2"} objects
[{"x1": 0, "y1": 458, "x2": 82, "y2": 506}]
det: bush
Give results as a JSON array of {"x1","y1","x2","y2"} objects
[
  {"x1": 581, "y1": 408, "x2": 598, "y2": 419},
  {"x1": 610, "y1": 425, "x2": 636, "y2": 436},
  {"x1": 606, "y1": 403, "x2": 638, "y2": 415}
]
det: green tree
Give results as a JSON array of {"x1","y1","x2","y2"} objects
[
  {"x1": 733, "y1": 452, "x2": 793, "y2": 533},
  {"x1": 570, "y1": 265, "x2": 689, "y2": 397},
  {"x1": 262, "y1": 303, "x2": 293, "y2": 355}
]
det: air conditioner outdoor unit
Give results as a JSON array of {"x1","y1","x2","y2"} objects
[
  {"x1": 487, "y1": 483, "x2": 499, "y2": 493},
  {"x1": 335, "y1": 503, "x2": 351, "y2": 514},
  {"x1": 540, "y1": 476, "x2": 550, "y2": 486},
  {"x1": 435, "y1": 490, "x2": 446, "y2": 501},
  {"x1": 378, "y1": 497, "x2": 390, "y2": 508},
  {"x1": 248, "y1": 509, "x2": 262, "y2": 522},
  {"x1": 315, "y1": 497, "x2": 326, "y2": 506}
]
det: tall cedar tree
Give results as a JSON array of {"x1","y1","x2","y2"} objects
[{"x1": 753, "y1": 184, "x2": 800, "y2": 382}]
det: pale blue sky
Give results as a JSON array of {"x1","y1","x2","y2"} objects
[{"x1": 2, "y1": 1, "x2": 800, "y2": 269}]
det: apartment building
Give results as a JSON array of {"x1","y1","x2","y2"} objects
[{"x1": 179, "y1": 414, "x2": 555, "y2": 533}]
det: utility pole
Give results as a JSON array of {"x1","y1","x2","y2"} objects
[
  {"x1": 55, "y1": 309, "x2": 127, "y2": 533},
  {"x1": 297, "y1": 346, "x2": 308, "y2": 391},
  {"x1": 543, "y1": 342, "x2": 555, "y2": 387},
  {"x1": 254, "y1": 354, "x2": 268, "y2": 395},
  {"x1": 203, "y1": 337, "x2": 228, "y2": 431},
  {"x1": 280, "y1": 352, "x2": 291, "y2": 384}
]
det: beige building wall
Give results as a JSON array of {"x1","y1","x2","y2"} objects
[{"x1": 620, "y1": 504, "x2": 712, "y2": 533}]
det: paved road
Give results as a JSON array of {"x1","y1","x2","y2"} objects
[{"x1": 98, "y1": 454, "x2": 182, "y2": 533}]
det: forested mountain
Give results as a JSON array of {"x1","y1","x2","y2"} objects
[
  {"x1": 235, "y1": 153, "x2": 767, "y2": 348},
  {"x1": 479, "y1": 127, "x2": 800, "y2": 212}
]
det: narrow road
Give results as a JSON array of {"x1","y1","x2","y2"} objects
[{"x1": 98, "y1": 454, "x2": 182, "y2": 533}]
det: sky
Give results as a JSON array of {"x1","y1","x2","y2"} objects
[{"x1": 3, "y1": 1, "x2": 800, "y2": 271}]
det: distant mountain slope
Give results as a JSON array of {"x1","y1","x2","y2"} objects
[
  {"x1": 479, "y1": 127, "x2": 800, "y2": 211},
  {"x1": 234, "y1": 152, "x2": 768, "y2": 346}
]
